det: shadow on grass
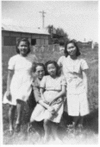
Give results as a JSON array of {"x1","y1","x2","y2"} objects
[
  {"x1": 84, "y1": 108, "x2": 98, "y2": 133},
  {"x1": 58, "y1": 109, "x2": 98, "y2": 135}
]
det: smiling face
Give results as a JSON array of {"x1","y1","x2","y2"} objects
[
  {"x1": 47, "y1": 63, "x2": 57, "y2": 77},
  {"x1": 67, "y1": 43, "x2": 77, "y2": 57},
  {"x1": 18, "y1": 41, "x2": 29, "y2": 56},
  {"x1": 36, "y1": 65, "x2": 45, "y2": 80}
]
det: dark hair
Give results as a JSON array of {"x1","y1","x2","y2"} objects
[
  {"x1": 35, "y1": 63, "x2": 46, "y2": 72},
  {"x1": 45, "y1": 60, "x2": 60, "y2": 76},
  {"x1": 16, "y1": 38, "x2": 31, "y2": 54},
  {"x1": 64, "y1": 40, "x2": 81, "y2": 57}
]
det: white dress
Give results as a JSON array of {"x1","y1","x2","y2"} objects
[
  {"x1": 3, "y1": 53, "x2": 38, "y2": 106},
  {"x1": 58, "y1": 55, "x2": 89, "y2": 116},
  {"x1": 30, "y1": 75, "x2": 66, "y2": 123}
]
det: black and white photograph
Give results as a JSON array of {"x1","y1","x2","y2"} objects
[{"x1": 1, "y1": 0, "x2": 98, "y2": 145}]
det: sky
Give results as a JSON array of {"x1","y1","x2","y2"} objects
[{"x1": 2, "y1": 0, "x2": 98, "y2": 42}]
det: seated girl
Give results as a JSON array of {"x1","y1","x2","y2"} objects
[{"x1": 28, "y1": 61, "x2": 66, "y2": 143}]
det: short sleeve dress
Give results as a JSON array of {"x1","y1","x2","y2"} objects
[
  {"x1": 3, "y1": 53, "x2": 38, "y2": 106},
  {"x1": 30, "y1": 75, "x2": 66, "y2": 123},
  {"x1": 58, "y1": 55, "x2": 89, "y2": 116}
]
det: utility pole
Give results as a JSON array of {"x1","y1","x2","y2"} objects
[{"x1": 39, "y1": 10, "x2": 46, "y2": 29}]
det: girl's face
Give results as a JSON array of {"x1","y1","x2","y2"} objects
[
  {"x1": 36, "y1": 66, "x2": 45, "y2": 80},
  {"x1": 67, "y1": 43, "x2": 77, "y2": 56},
  {"x1": 18, "y1": 41, "x2": 29, "y2": 56},
  {"x1": 47, "y1": 63, "x2": 57, "y2": 77}
]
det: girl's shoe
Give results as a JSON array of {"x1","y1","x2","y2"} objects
[
  {"x1": 27, "y1": 123, "x2": 33, "y2": 133},
  {"x1": 8, "y1": 129, "x2": 14, "y2": 136},
  {"x1": 8, "y1": 125, "x2": 14, "y2": 135},
  {"x1": 77, "y1": 124, "x2": 83, "y2": 131},
  {"x1": 43, "y1": 135, "x2": 51, "y2": 144},
  {"x1": 15, "y1": 123, "x2": 20, "y2": 132},
  {"x1": 67, "y1": 122, "x2": 75, "y2": 130},
  {"x1": 27, "y1": 123, "x2": 37, "y2": 134}
]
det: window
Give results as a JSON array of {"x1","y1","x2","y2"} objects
[
  {"x1": 31, "y1": 39, "x2": 36, "y2": 45},
  {"x1": 40, "y1": 39, "x2": 45, "y2": 45},
  {"x1": 36, "y1": 39, "x2": 41, "y2": 45},
  {"x1": 45, "y1": 39, "x2": 48, "y2": 45},
  {"x1": 4, "y1": 36, "x2": 16, "y2": 46}
]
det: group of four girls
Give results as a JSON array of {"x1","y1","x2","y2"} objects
[{"x1": 3, "y1": 38, "x2": 89, "y2": 142}]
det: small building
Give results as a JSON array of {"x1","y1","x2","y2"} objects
[
  {"x1": 77, "y1": 41, "x2": 92, "y2": 49},
  {"x1": 2, "y1": 24, "x2": 50, "y2": 47}
]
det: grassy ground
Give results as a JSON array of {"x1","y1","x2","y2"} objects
[{"x1": 2, "y1": 46, "x2": 98, "y2": 144}]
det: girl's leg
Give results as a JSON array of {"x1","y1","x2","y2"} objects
[
  {"x1": 72, "y1": 116, "x2": 79, "y2": 128},
  {"x1": 27, "y1": 122, "x2": 35, "y2": 133},
  {"x1": 15, "y1": 99, "x2": 23, "y2": 132},
  {"x1": 78, "y1": 116, "x2": 84, "y2": 128},
  {"x1": 8, "y1": 105, "x2": 16, "y2": 131},
  {"x1": 27, "y1": 118, "x2": 36, "y2": 133},
  {"x1": 43, "y1": 119, "x2": 51, "y2": 142},
  {"x1": 27, "y1": 108, "x2": 38, "y2": 132},
  {"x1": 51, "y1": 122, "x2": 58, "y2": 140},
  {"x1": 79, "y1": 116, "x2": 83, "y2": 124}
]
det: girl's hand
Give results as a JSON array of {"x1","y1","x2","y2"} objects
[
  {"x1": 50, "y1": 100, "x2": 55, "y2": 105},
  {"x1": 31, "y1": 82, "x2": 34, "y2": 87},
  {"x1": 48, "y1": 106, "x2": 55, "y2": 114},
  {"x1": 51, "y1": 98, "x2": 62, "y2": 105},
  {"x1": 43, "y1": 99, "x2": 49, "y2": 104},
  {"x1": 6, "y1": 91, "x2": 12, "y2": 101}
]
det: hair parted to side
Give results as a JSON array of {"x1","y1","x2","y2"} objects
[
  {"x1": 35, "y1": 63, "x2": 46, "y2": 72},
  {"x1": 64, "y1": 40, "x2": 81, "y2": 57},
  {"x1": 45, "y1": 60, "x2": 60, "y2": 76},
  {"x1": 16, "y1": 38, "x2": 31, "y2": 54}
]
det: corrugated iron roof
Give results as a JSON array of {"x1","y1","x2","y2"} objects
[{"x1": 2, "y1": 24, "x2": 50, "y2": 35}]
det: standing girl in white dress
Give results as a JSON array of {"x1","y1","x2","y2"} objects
[
  {"x1": 3, "y1": 38, "x2": 38, "y2": 133},
  {"x1": 29, "y1": 61, "x2": 66, "y2": 142},
  {"x1": 58, "y1": 40, "x2": 89, "y2": 129}
]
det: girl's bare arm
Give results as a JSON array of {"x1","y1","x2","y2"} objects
[
  {"x1": 82, "y1": 69, "x2": 88, "y2": 94},
  {"x1": 39, "y1": 88, "x2": 50, "y2": 109},
  {"x1": 39, "y1": 88, "x2": 55, "y2": 113},
  {"x1": 51, "y1": 85, "x2": 66, "y2": 105},
  {"x1": 6, "y1": 70, "x2": 13, "y2": 100}
]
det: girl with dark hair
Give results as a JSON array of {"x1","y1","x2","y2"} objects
[
  {"x1": 58, "y1": 40, "x2": 89, "y2": 129},
  {"x1": 64, "y1": 40, "x2": 81, "y2": 57},
  {"x1": 28, "y1": 60, "x2": 66, "y2": 142},
  {"x1": 27, "y1": 63, "x2": 45, "y2": 135},
  {"x1": 3, "y1": 38, "x2": 38, "y2": 133},
  {"x1": 45, "y1": 60, "x2": 60, "y2": 76},
  {"x1": 31, "y1": 63, "x2": 46, "y2": 103},
  {"x1": 16, "y1": 38, "x2": 31, "y2": 54}
]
